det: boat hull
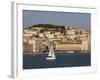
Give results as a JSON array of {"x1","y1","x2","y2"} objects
[{"x1": 46, "y1": 57, "x2": 56, "y2": 60}]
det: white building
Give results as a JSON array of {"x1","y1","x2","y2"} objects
[
  {"x1": 81, "y1": 38, "x2": 90, "y2": 51},
  {"x1": 24, "y1": 29, "x2": 37, "y2": 35},
  {"x1": 39, "y1": 33, "x2": 44, "y2": 38},
  {"x1": 23, "y1": 33, "x2": 33, "y2": 37}
]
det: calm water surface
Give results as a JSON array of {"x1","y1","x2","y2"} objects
[{"x1": 23, "y1": 53, "x2": 91, "y2": 69}]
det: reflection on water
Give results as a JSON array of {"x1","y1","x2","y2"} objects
[{"x1": 23, "y1": 53, "x2": 91, "y2": 69}]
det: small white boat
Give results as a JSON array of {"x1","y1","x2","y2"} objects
[{"x1": 46, "y1": 45, "x2": 56, "y2": 60}]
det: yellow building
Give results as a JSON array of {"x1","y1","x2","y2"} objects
[
  {"x1": 55, "y1": 38, "x2": 90, "y2": 51},
  {"x1": 56, "y1": 43, "x2": 82, "y2": 51}
]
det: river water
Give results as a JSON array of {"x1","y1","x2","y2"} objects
[{"x1": 23, "y1": 53, "x2": 90, "y2": 69}]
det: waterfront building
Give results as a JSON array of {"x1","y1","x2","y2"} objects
[
  {"x1": 28, "y1": 38, "x2": 43, "y2": 53},
  {"x1": 56, "y1": 43, "x2": 82, "y2": 51},
  {"x1": 23, "y1": 42, "x2": 33, "y2": 53},
  {"x1": 23, "y1": 38, "x2": 43, "y2": 54}
]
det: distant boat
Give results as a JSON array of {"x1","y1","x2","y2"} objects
[{"x1": 46, "y1": 45, "x2": 56, "y2": 60}]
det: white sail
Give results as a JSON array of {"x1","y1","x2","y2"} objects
[
  {"x1": 48, "y1": 48, "x2": 52, "y2": 56},
  {"x1": 46, "y1": 45, "x2": 56, "y2": 60},
  {"x1": 52, "y1": 52, "x2": 55, "y2": 58}
]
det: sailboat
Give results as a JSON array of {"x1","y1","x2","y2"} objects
[{"x1": 46, "y1": 45, "x2": 56, "y2": 60}]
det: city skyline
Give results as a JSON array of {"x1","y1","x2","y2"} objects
[
  {"x1": 23, "y1": 10, "x2": 91, "y2": 69},
  {"x1": 23, "y1": 10, "x2": 91, "y2": 29}
]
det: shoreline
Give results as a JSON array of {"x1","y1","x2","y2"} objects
[{"x1": 23, "y1": 52, "x2": 91, "y2": 55}]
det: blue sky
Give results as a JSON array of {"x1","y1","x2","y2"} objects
[{"x1": 23, "y1": 10, "x2": 91, "y2": 29}]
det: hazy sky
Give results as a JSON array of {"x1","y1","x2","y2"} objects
[{"x1": 23, "y1": 10, "x2": 91, "y2": 29}]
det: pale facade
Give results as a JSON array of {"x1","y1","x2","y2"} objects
[
  {"x1": 28, "y1": 38, "x2": 43, "y2": 53},
  {"x1": 56, "y1": 39, "x2": 90, "y2": 51},
  {"x1": 46, "y1": 34, "x2": 55, "y2": 38},
  {"x1": 81, "y1": 38, "x2": 90, "y2": 51},
  {"x1": 24, "y1": 29, "x2": 38, "y2": 35},
  {"x1": 23, "y1": 33, "x2": 33, "y2": 37},
  {"x1": 56, "y1": 43, "x2": 82, "y2": 51},
  {"x1": 39, "y1": 33, "x2": 44, "y2": 38}
]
